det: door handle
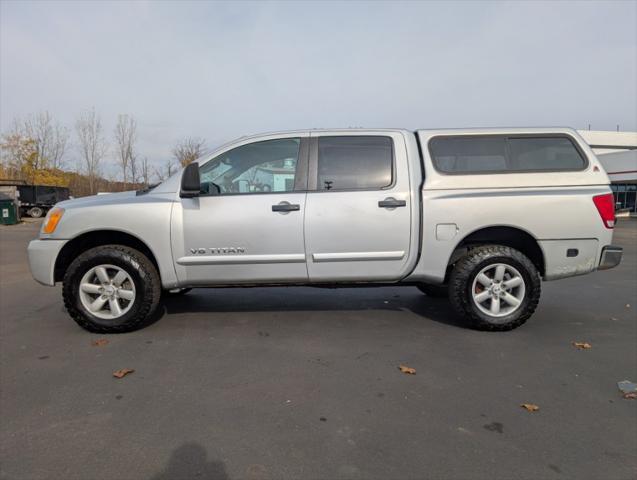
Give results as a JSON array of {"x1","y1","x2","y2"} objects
[
  {"x1": 272, "y1": 203, "x2": 300, "y2": 212},
  {"x1": 378, "y1": 198, "x2": 406, "y2": 208}
]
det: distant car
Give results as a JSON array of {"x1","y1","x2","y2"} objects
[
  {"x1": 17, "y1": 185, "x2": 70, "y2": 218},
  {"x1": 27, "y1": 127, "x2": 622, "y2": 333}
]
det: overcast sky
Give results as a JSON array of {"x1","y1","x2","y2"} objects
[{"x1": 1, "y1": 0, "x2": 636, "y2": 176}]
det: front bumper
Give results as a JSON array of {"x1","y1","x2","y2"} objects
[
  {"x1": 598, "y1": 245, "x2": 623, "y2": 271},
  {"x1": 27, "y1": 239, "x2": 67, "y2": 286}
]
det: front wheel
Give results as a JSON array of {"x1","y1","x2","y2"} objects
[
  {"x1": 449, "y1": 245, "x2": 541, "y2": 331},
  {"x1": 62, "y1": 245, "x2": 161, "y2": 333}
]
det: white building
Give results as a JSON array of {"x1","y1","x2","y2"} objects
[{"x1": 578, "y1": 130, "x2": 637, "y2": 213}]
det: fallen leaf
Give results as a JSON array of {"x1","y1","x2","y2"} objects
[
  {"x1": 520, "y1": 403, "x2": 539, "y2": 412},
  {"x1": 92, "y1": 339, "x2": 109, "y2": 347},
  {"x1": 398, "y1": 365, "x2": 416, "y2": 375},
  {"x1": 113, "y1": 368, "x2": 134, "y2": 379},
  {"x1": 572, "y1": 342, "x2": 592, "y2": 350}
]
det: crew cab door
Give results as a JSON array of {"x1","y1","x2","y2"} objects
[
  {"x1": 304, "y1": 132, "x2": 413, "y2": 282},
  {"x1": 172, "y1": 134, "x2": 309, "y2": 285}
]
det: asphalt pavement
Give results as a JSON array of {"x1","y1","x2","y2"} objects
[{"x1": 1, "y1": 219, "x2": 636, "y2": 480}]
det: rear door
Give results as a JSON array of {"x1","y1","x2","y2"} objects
[{"x1": 304, "y1": 131, "x2": 413, "y2": 282}]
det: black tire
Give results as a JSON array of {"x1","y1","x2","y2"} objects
[
  {"x1": 62, "y1": 245, "x2": 161, "y2": 333},
  {"x1": 417, "y1": 283, "x2": 448, "y2": 298},
  {"x1": 28, "y1": 207, "x2": 44, "y2": 218},
  {"x1": 163, "y1": 288, "x2": 192, "y2": 297},
  {"x1": 449, "y1": 245, "x2": 541, "y2": 331}
]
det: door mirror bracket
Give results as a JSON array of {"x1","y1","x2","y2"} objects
[{"x1": 180, "y1": 163, "x2": 201, "y2": 198}]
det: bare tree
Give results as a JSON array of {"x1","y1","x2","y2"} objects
[
  {"x1": 75, "y1": 108, "x2": 107, "y2": 195},
  {"x1": 172, "y1": 137, "x2": 206, "y2": 167},
  {"x1": 141, "y1": 156, "x2": 150, "y2": 186},
  {"x1": 49, "y1": 122, "x2": 69, "y2": 170},
  {"x1": 23, "y1": 111, "x2": 69, "y2": 170},
  {"x1": 129, "y1": 152, "x2": 138, "y2": 184},
  {"x1": 22, "y1": 113, "x2": 50, "y2": 171},
  {"x1": 154, "y1": 157, "x2": 177, "y2": 182},
  {"x1": 114, "y1": 114, "x2": 136, "y2": 184},
  {"x1": 4, "y1": 112, "x2": 69, "y2": 171}
]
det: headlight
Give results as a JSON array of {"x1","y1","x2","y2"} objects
[{"x1": 42, "y1": 207, "x2": 65, "y2": 234}]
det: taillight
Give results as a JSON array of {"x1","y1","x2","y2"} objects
[{"x1": 593, "y1": 194, "x2": 615, "y2": 229}]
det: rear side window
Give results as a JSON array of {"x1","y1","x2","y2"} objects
[
  {"x1": 429, "y1": 135, "x2": 587, "y2": 174},
  {"x1": 317, "y1": 136, "x2": 393, "y2": 190},
  {"x1": 428, "y1": 137, "x2": 507, "y2": 173},
  {"x1": 508, "y1": 137, "x2": 586, "y2": 170}
]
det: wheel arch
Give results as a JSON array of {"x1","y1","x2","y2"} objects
[
  {"x1": 54, "y1": 229, "x2": 161, "y2": 283},
  {"x1": 448, "y1": 225, "x2": 545, "y2": 278}
]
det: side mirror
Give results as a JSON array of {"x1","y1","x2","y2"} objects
[{"x1": 180, "y1": 163, "x2": 200, "y2": 198}]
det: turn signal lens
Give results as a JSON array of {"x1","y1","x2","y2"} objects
[
  {"x1": 592, "y1": 194, "x2": 615, "y2": 229},
  {"x1": 42, "y1": 207, "x2": 64, "y2": 234}
]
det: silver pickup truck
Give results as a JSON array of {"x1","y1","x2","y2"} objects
[{"x1": 28, "y1": 128, "x2": 622, "y2": 333}]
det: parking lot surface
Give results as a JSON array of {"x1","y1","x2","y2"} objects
[{"x1": 1, "y1": 219, "x2": 636, "y2": 480}]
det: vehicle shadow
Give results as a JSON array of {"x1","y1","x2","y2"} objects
[
  {"x1": 150, "y1": 442, "x2": 229, "y2": 480},
  {"x1": 156, "y1": 286, "x2": 470, "y2": 330}
]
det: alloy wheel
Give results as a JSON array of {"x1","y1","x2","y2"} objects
[
  {"x1": 78, "y1": 264, "x2": 136, "y2": 320},
  {"x1": 471, "y1": 263, "x2": 526, "y2": 320}
]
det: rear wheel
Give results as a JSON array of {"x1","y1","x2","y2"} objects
[
  {"x1": 63, "y1": 245, "x2": 161, "y2": 333},
  {"x1": 449, "y1": 245, "x2": 541, "y2": 331},
  {"x1": 28, "y1": 207, "x2": 44, "y2": 218}
]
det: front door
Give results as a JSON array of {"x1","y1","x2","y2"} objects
[
  {"x1": 173, "y1": 135, "x2": 309, "y2": 285},
  {"x1": 304, "y1": 132, "x2": 413, "y2": 282}
]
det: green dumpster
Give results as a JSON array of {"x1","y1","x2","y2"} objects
[{"x1": 0, "y1": 199, "x2": 19, "y2": 225}]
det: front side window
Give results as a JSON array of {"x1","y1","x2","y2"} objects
[
  {"x1": 429, "y1": 135, "x2": 587, "y2": 174},
  {"x1": 317, "y1": 136, "x2": 393, "y2": 191},
  {"x1": 199, "y1": 138, "x2": 300, "y2": 194}
]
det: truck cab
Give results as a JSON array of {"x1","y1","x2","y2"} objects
[{"x1": 168, "y1": 129, "x2": 420, "y2": 285}]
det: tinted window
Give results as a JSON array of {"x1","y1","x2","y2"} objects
[
  {"x1": 429, "y1": 137, "x2": 507, "y2": 173},
  {"x1": 199, "y1": 138, "x2": 300, "y2": 194},
  {"x1": 429, "y1": 135, "x2": 587, "y2": 173},
  {"x1": 318, "y1": 136, "x2": 393, "y2": 190},
  {"x1": 508, "y1": 137, "x2": 586, "y2": 170}
]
